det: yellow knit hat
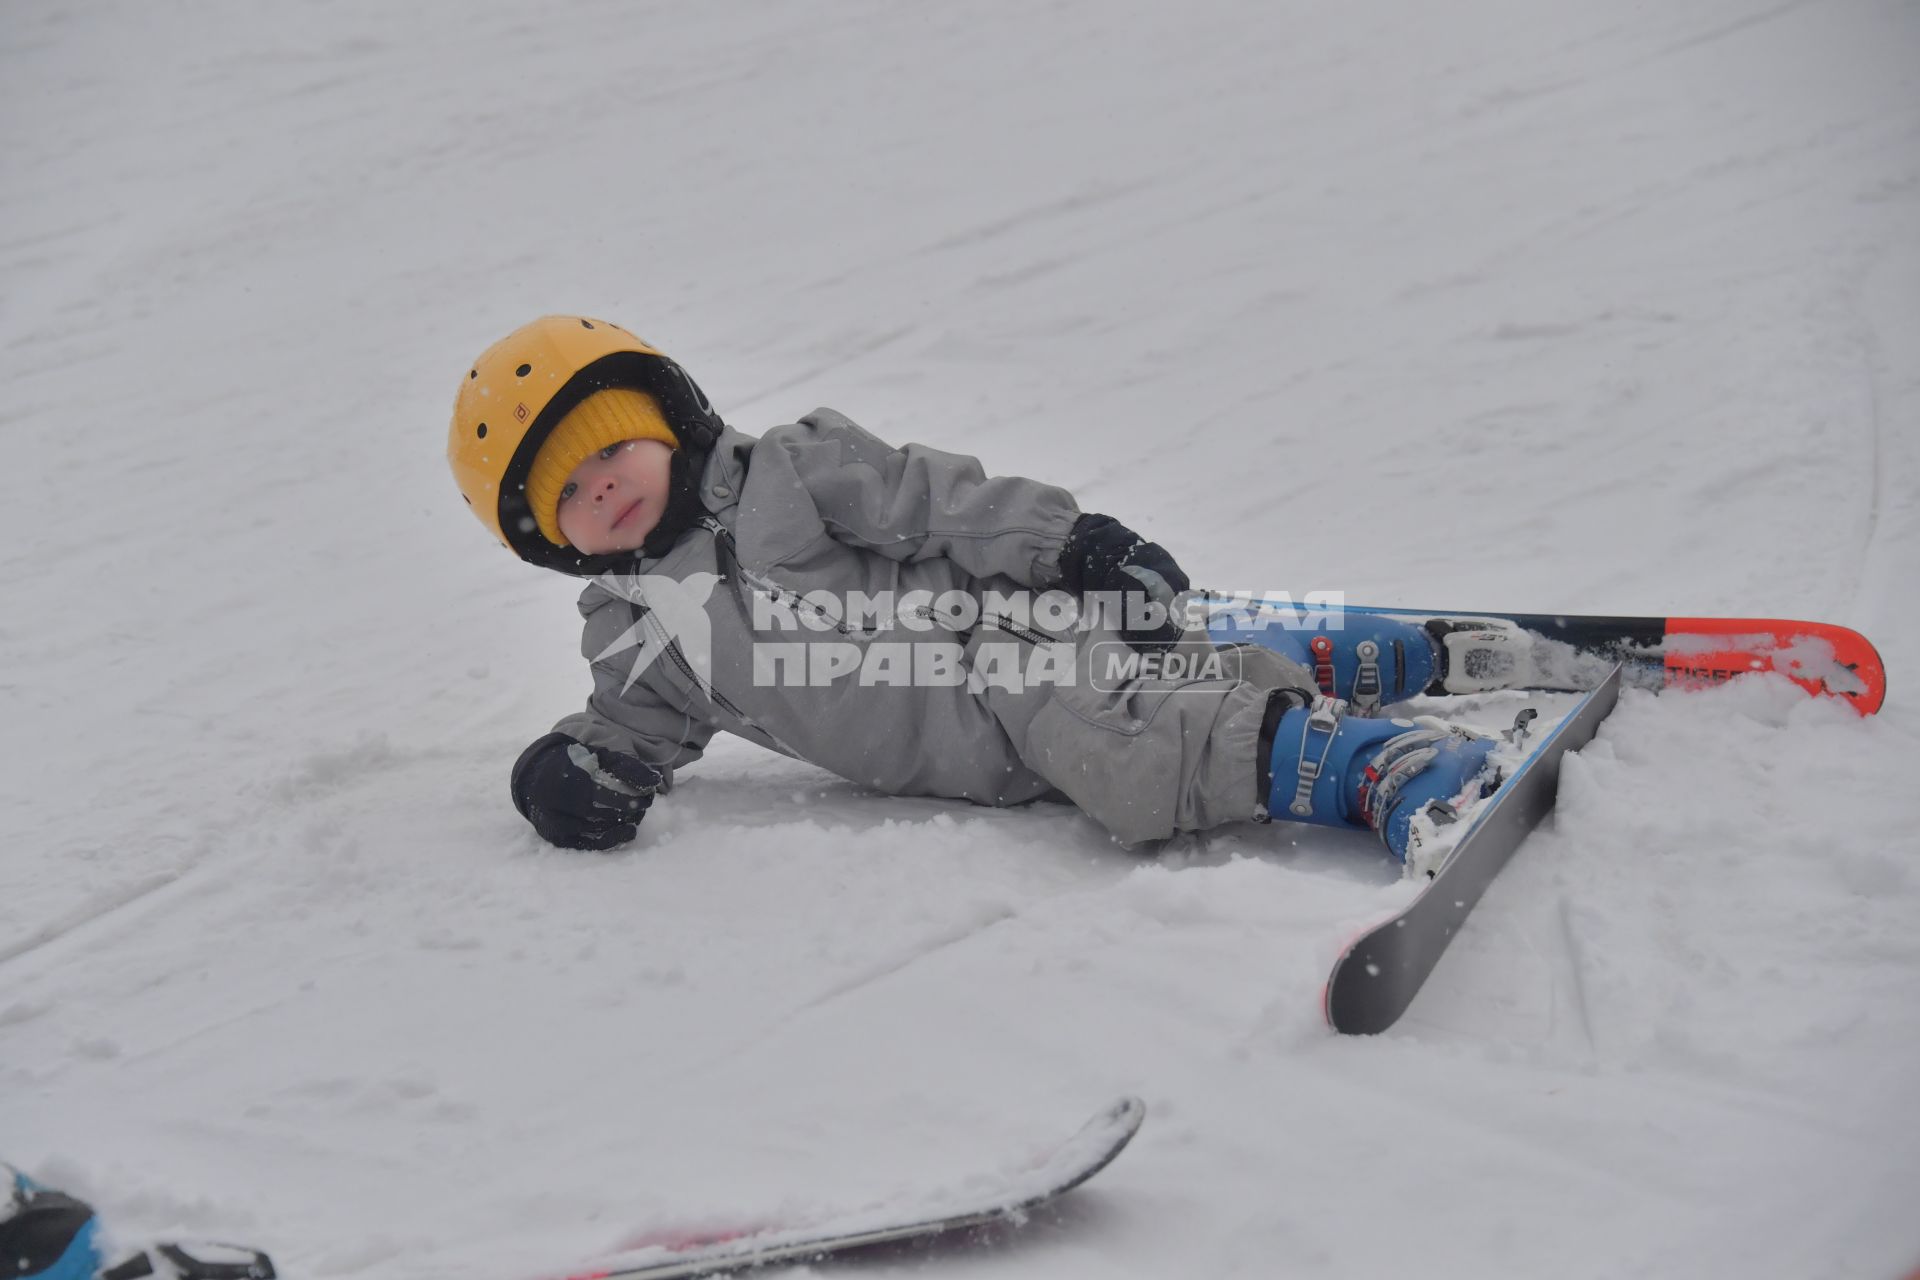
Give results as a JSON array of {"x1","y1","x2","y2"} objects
[{"x1": 526, "y1": 387, "x2": 678, "y2": 546}]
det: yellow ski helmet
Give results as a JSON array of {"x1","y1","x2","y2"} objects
[{"x1": 448, "y1": 315, "x2": 723, "y2": 574}]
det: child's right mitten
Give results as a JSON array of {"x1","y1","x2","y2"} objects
[{"x1": 510, "y1": 733, "x2": 662, "y2": 851}]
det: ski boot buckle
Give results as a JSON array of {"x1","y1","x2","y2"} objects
[{"x1": 1288, "y1": 696, "x2": 1347, "y2": 817}]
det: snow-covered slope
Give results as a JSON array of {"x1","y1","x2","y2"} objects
[{"x1": 4, "y1": 3, "x2": 1918, "y2": 1277}]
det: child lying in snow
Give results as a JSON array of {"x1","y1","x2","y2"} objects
[{"x1": 447, "y1": 316, "x2": 1495, "y2": 861}]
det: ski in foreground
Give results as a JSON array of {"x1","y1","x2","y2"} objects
[
  {"x1": 1324, "y1": 664, "x2": 1625, "y2": 1035},
  {"x1": 545, "y1": 1097, "x2": 1146, "y2": 1280}
]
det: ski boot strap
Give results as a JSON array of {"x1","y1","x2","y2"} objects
[
  {"x1": 1253, "y1": 687, "x2": 1312, "y2": 822},
  {"x1": 103, "y1": 1243, "x2": 275, "y2": 1280},
  {"x1": 1286, "y1": 695, "x2": 1350, "y2": 819}
]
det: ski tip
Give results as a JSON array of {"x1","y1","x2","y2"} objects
[
  {"x1": 1077, "y1": 1095, "x2": 1147, "y2": 1162},
  {"x1": 1320, "y1": 919, "x2": 1382, "y2": 1035},
  {"x1": 1665, "y1": 617, "x2": 1887, "y2": 715},
  {"x1": 1036, "y1": 1096, "x2": 1147, "y2": 1199}
]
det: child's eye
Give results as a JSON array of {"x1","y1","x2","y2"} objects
[
  {"x1": 599, "y1": 443, "x2": 621, "y2": 459},
  {"x1": 559, "y1": 481, "x2": 577, "y2": 503}
]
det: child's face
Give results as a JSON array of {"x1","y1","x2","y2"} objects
[{"x1": 555, "y1": 439, "x2": 676, "y2": 555}]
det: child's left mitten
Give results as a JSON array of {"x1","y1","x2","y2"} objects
[{"x1": 1058, "y1": 513, "x2": 1193, "y2": 651}]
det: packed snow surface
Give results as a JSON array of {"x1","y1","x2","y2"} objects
[{"x1": 4, "y1": 3, "x2": 1918, "y2": 1278}]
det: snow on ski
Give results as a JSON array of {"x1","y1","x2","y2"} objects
[{"x1": 545, "y1": 1097, "x2": 1145, "y2": 1280}]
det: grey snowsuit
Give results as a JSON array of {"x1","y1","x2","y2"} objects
[{"x1": 552, "y1": 410, "x2": 1306, "y2": 843}]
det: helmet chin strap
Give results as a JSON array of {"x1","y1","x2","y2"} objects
[{"x1": 639, "y1": 448, "x2": 708, "y2": 559}]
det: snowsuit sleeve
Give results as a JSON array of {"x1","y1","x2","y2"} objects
[
  {"x1": 550, "y1": 593, "x2": 717, "y2": 784},
  {"x1": 762, "y1": 409, "x2": 1082, "y2": 589}
]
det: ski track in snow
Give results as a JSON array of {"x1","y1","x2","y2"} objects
[{"x1": 4, "y1": 2, "x2": 1919, "y2": 1278}]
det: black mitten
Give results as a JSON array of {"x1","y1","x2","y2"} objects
[
  {"x1": 510, "y1": 733, "x2": 661, "y2": 851},
  {"x1": 1058, "y1": 513, "x2": 1193, "y2": 651}
]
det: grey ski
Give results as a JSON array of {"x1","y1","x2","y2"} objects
[{"x1": 1325, "y1": 664, "x2": 1624, "y2": 1035}]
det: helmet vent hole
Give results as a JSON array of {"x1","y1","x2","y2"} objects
[
  {"x1": 516, "y1": 363, "x2": 532, "y2": 377},
  {"x1": 580, "y1": 319, "x2": 595, "y2": 329},
  {"x1": 476, "y1": 423, "x2": 488, "y2": 438},
  {"x1": 468, "y1": 369, "x2": 477, "y2": 379},
  {"x1": 463, "y1": 494, "x2": 472, "y2": 505}
]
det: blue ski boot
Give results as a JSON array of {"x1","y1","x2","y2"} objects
[
  {"x1": 0, "y1": 1165, "x2": 275, "y2": 1280},
  {"x1": 1257, "y1": 690, "x2": 1501, "y2": 875},
  {"x1": 1209, "y1": 611, "x2": 1441, "y2": 712},
  {"x1": 1, "y1": 1166, "x2": 101, "y2": 1280}
]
